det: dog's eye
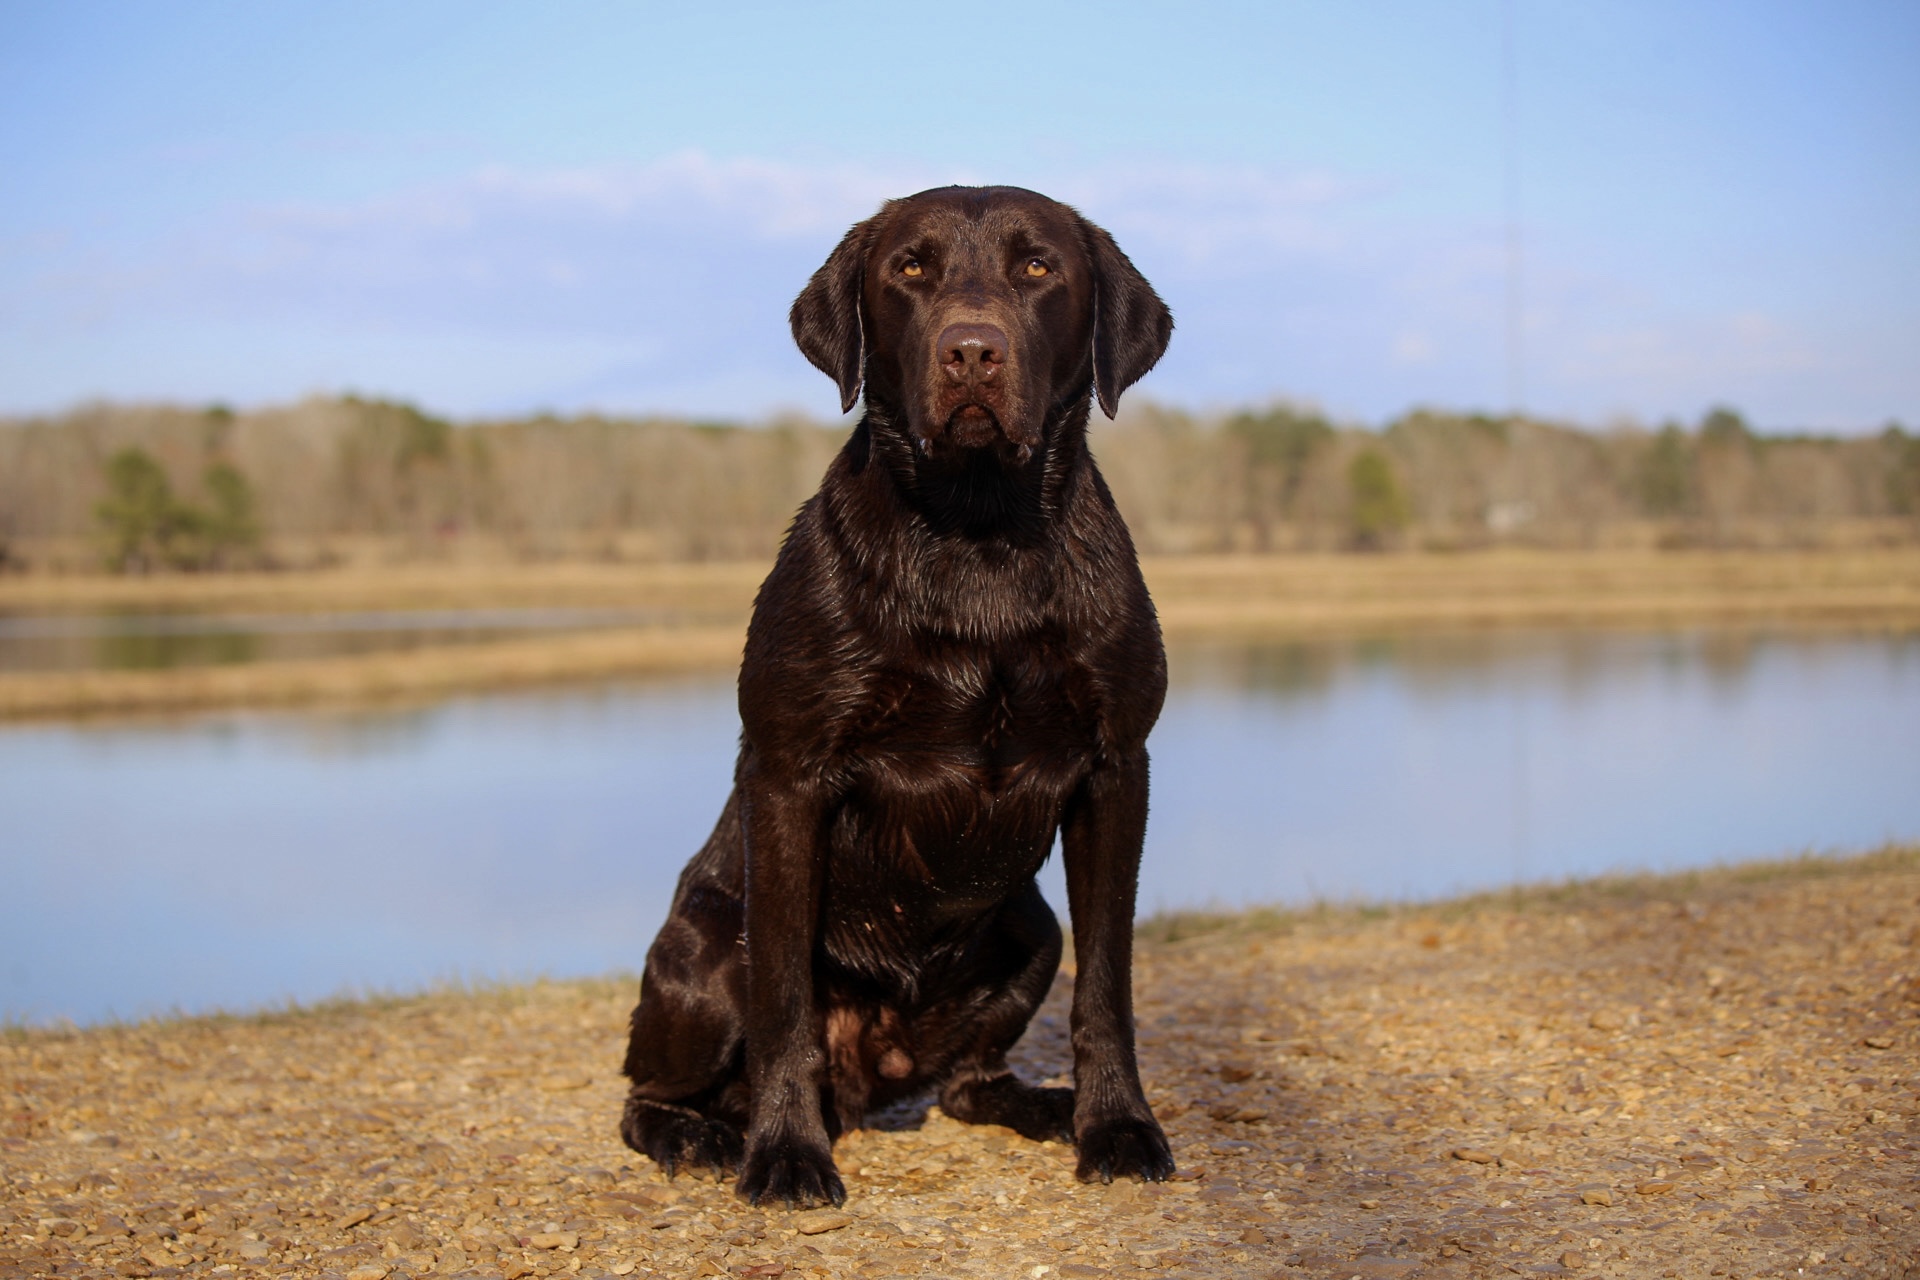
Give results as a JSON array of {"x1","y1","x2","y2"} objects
[
  {"x1": 1025, "y1": 259, "x2": 1049, "y2": 278},
  {"x1": 902, "y1": 260, "x2": 923, "y2": 277}
]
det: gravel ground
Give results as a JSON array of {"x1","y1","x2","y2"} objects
[{"x1": 4, "y1": 852, "x2": 1915, "y2": 1280}]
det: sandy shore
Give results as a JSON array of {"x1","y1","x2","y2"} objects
[
  {"x1": 3, "y1": 849, "x2": 1915, "y2": 1279},
  {"x1": 4, "y1": 549, "x2": 1919, "y2": 720}
]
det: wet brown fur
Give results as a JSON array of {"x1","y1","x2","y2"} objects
[{"x1": 619, "y1": 185, "x2": 1176, "y2": 1207}]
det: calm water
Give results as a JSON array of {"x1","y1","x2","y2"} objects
[{"x1": 4, "y1": 628, "x2": 1917, "y2": 1027}]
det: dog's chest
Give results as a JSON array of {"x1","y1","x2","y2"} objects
[
  {"x1": 828, "y1": 651, "x2": 1096, "y2": 874},
  {"x1": 846, "y1": 653, "x2": 1098, "y2": 790}
]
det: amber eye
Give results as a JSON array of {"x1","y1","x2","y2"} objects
[
  {"x1": 1025, "y1": 259, "x2": 1049, "y2": 278},
  {"x1": 902, "y1": 259, "x2": 923, "y2": 277}
]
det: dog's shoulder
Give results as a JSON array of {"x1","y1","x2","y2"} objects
[{"x1": 738, "y1": 437, "x2": 1163, "y2": 764}]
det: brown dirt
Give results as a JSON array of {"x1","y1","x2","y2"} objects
[
  {"x1": 3, "y1": 844, "x2": 1920, "y2": 1274},
  {"x1": 3, "y1": 853, "x2": 1916, "y2": 1280},
  {"x1": 4, "y1": 549, "x2": 1920, "y2": 721}
]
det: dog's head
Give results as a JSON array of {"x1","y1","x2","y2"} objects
[{"x1": 790, "y1": 186, "x2": 1172, "y2": 463}]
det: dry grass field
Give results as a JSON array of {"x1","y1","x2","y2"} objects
[
  {"x1": 3, "y1": 849, "x2": 1915, "y2": 1279},
  {"x1": 2, "y1": 548, "x2": 1918, "y2": 721}
]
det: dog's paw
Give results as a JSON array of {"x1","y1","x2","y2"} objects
[
  {"x1": 942, "y1": 1075, "x2": 1075, "y2": 1143},
  {"x1": 621, "y1": 1094, "x2": 743, "y2": 1178},
  {"x1": 1075, "y1": 1114, "x2": 1175, "y2": 1184},
  {"x1": 736, "y1": 1134, "x2": 845, "y2": 1209}
]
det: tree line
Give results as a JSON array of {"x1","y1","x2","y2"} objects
[{"x1": 0, "y1": 396, "x2": 1915, "y2": 571}]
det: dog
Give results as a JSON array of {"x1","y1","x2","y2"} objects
[{"x1": 619, "y1": 184, "x2": 1175, "y2": 1208}]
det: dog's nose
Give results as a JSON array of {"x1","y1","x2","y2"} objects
[{"x1": 938, "y1": 323, "x2": 1007, "y2": 385}]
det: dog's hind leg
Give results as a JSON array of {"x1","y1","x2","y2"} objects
[
  {"x1": 620, "y1": 904, "x2": 749, "y2": 1174},
  {"x1": 620, "y1": 1087, "x2": 746, "y2": 1178},
  {"x1": 932, "y1": 881, "x2": 1076, "y2": 1143},
  {"x1": 620, "y1": 820, "x2": 752, "y2": 1177}
]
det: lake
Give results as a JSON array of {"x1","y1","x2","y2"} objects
[{"x1": 4, "y1": 626, "x2": 1917, "y2": 1027}]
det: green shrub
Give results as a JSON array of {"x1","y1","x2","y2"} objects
[
  {"x1": 1699, "y1": 405, "x2": 1754, "y2": 450},
  {"x1": 200, "y1": 461, "x2": 263, "y2": 566},
  {"x1": 1636, "y1": 424, "x2": 1696, "y2": 517},
  {"x1": 94, "y1": 448, "x2": 264, "y2": 572},
  {"x1": 1348, "y1": 447, "x2": 1409, "y2": 549},
  {"x1": 96, "y1": 448, "x2": 185, "y2": 572}
]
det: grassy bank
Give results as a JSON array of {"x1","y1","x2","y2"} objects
[{"x1": 2, "y1": 547, "x2": 1918, "y2": 721}]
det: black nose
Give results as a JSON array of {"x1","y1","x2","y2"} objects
[{"x1": 939, "y1": 323, "x2": 1007, "y2": 385}]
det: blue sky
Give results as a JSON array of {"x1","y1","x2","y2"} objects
[{"x1": 3, "y1": 1, "x2": 1915, "y2": 430}]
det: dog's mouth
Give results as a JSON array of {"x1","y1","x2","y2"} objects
[
  {"x1": 945, "y1": 403, "x2": 1003, "y2": 450},
  {"x1": 915, "y1": 400, "x2": 1039, "y2": 463}
]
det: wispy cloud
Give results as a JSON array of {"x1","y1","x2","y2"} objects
[
  {"x1": 14, "y1": 151, "x2": 1384, "y2": 322},
  {"x1": 1, "y1": 151, "x2": 1906, "y2": 427}
]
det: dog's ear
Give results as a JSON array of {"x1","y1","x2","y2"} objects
[
  {"x1": 790, "y1": 215, "x2": 876, "y2": 414},
  {"x1": 1083, "y1": 218, "x2": 1173, "y2": 419}
]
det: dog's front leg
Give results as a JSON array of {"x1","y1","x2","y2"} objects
[
  {"x1": 736, "y1": 764, "x2": 843, "y2": 1208},
  {"x1": 1061, "y1": 748, "x2": 1176, "y2": 1183}
]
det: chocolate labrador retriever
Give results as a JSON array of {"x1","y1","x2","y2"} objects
[{"x1": 619, "y1": 185, "x2": 1174, "y2": 1207}]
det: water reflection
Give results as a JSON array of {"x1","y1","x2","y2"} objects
[
  {"x1": 1170, "y1": 628, "x2": 1872, "y2": 704},
  {"x1": 0, "y1": 608, "x2": 657, "y2": 672},
  {"x1": 1155, "y1": 629, "x2": 1918, "y2": 916},
  {"x1": 3, "y1": 629, "x2": 1916, "y2": 1026}
]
